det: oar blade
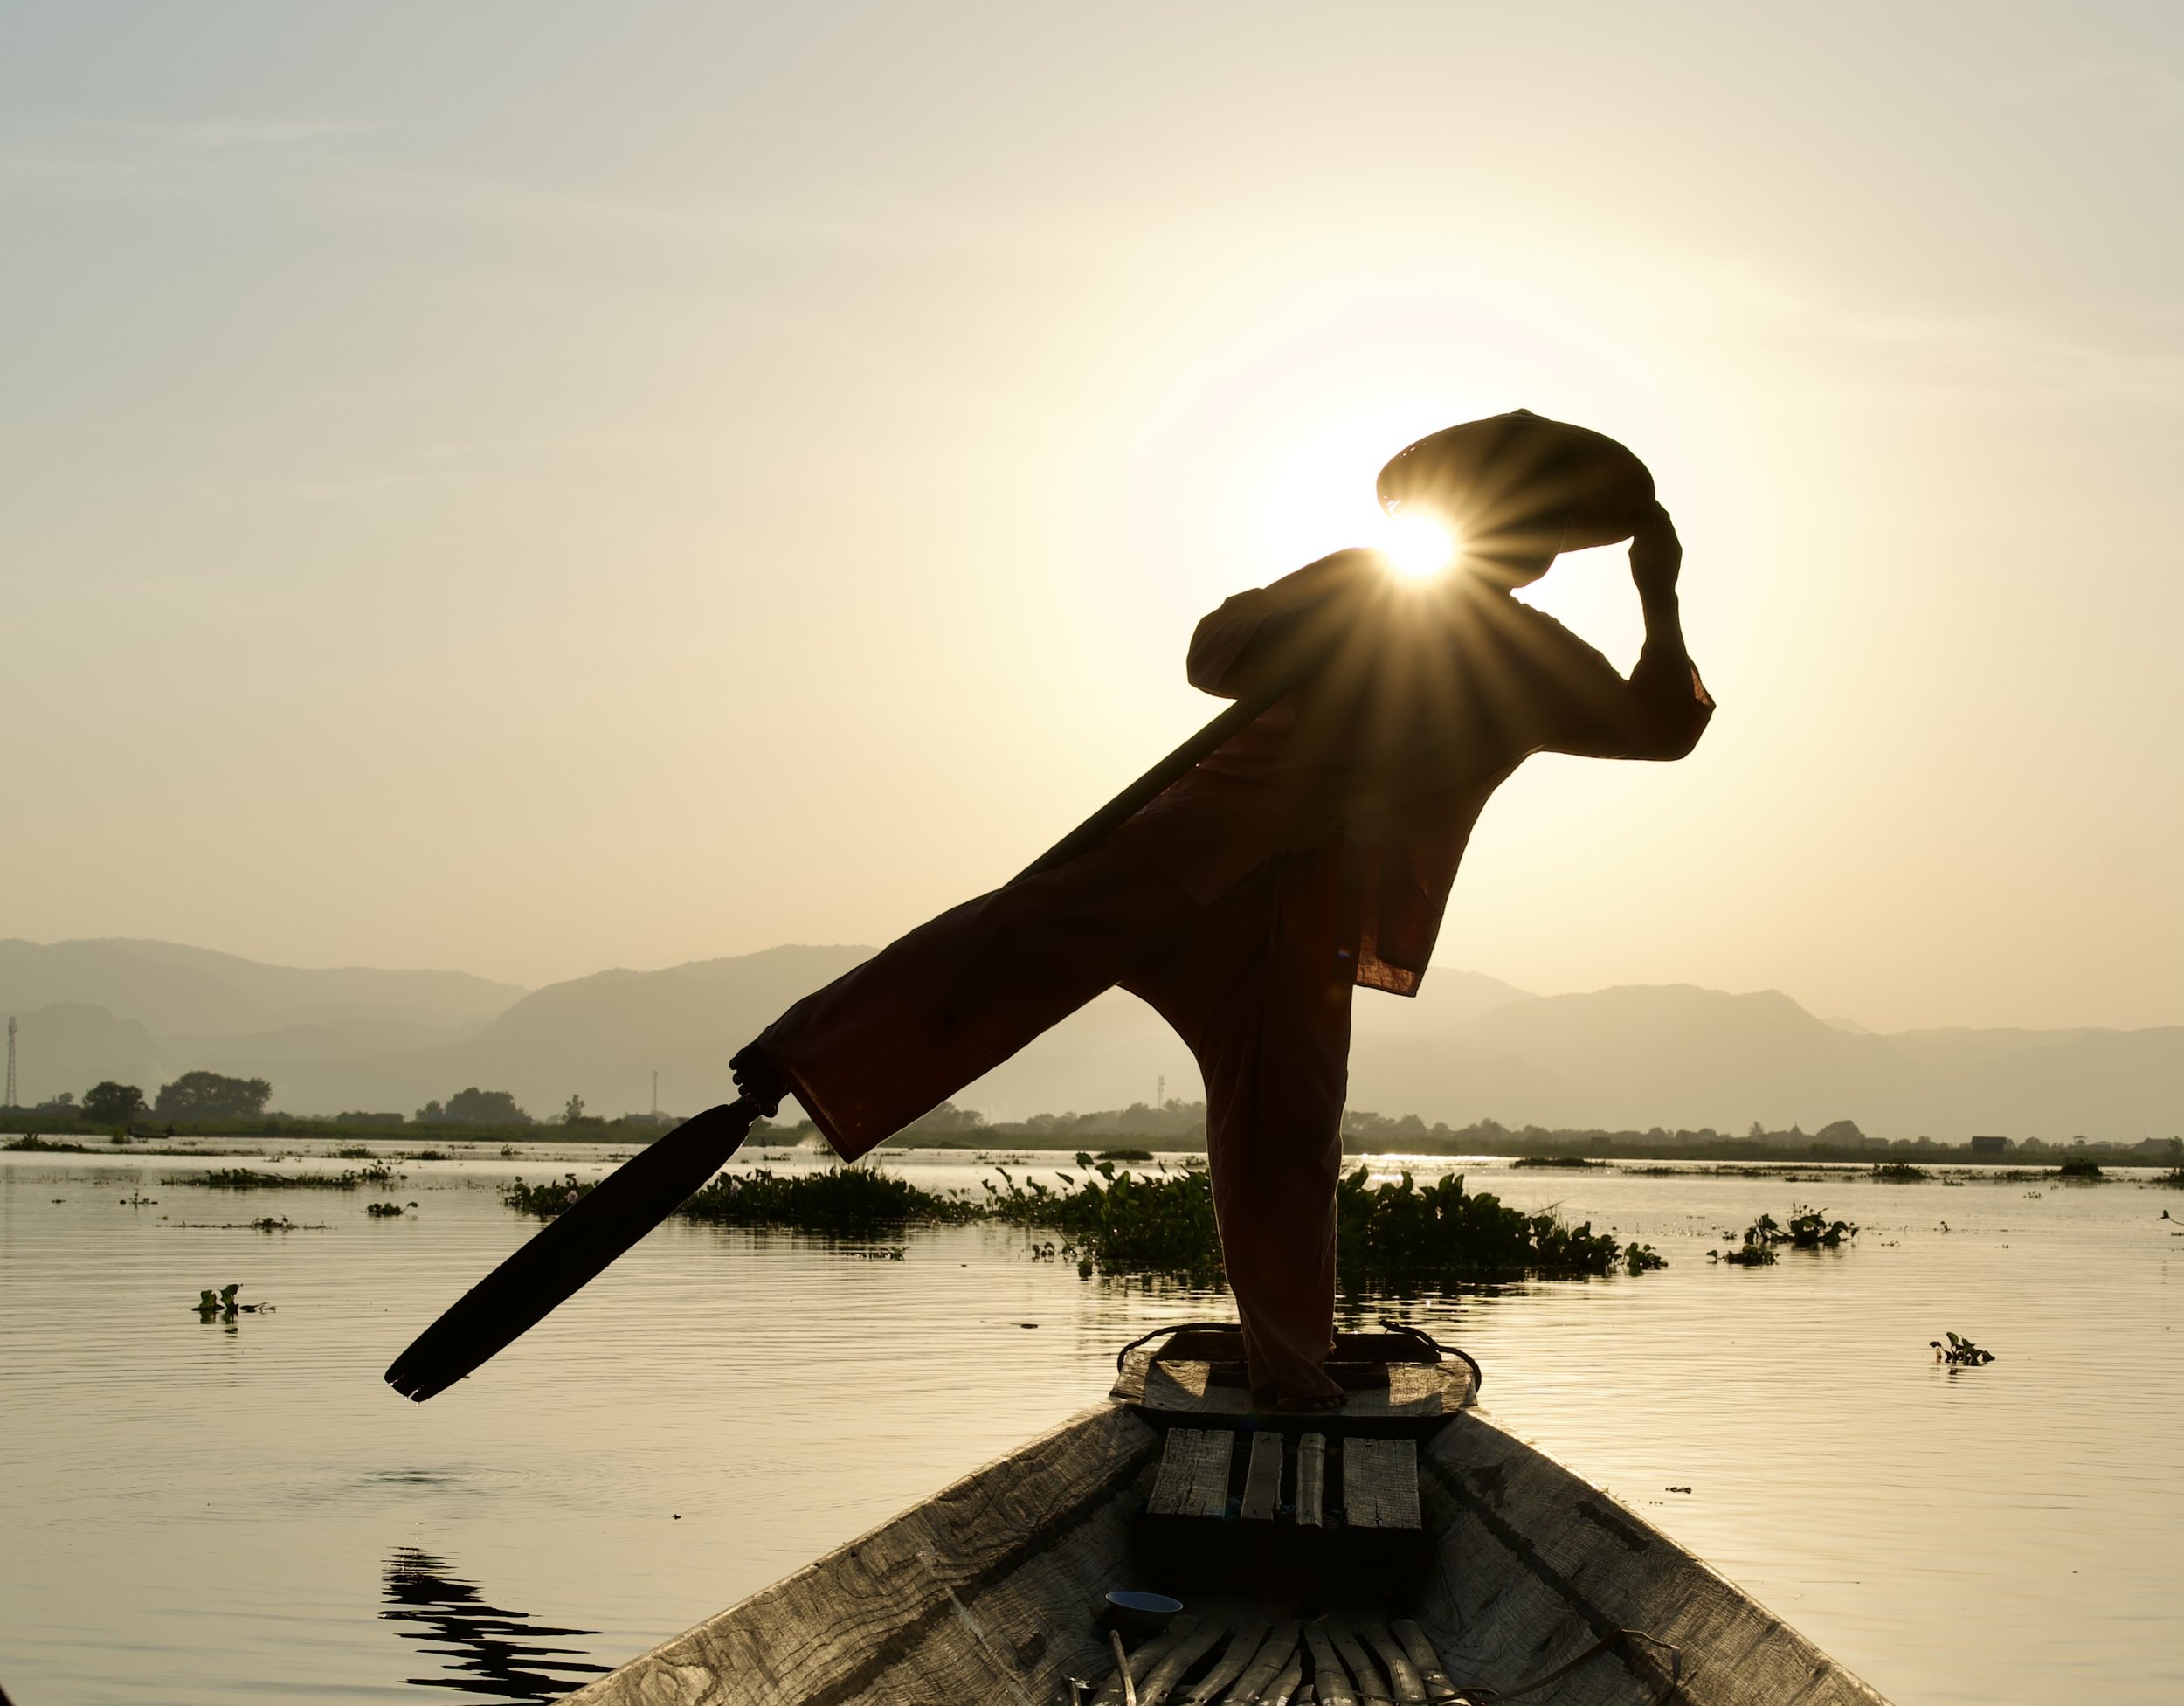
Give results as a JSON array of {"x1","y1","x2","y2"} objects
[{"x1": 384, "y1": 1100, "x2": 757, "y2": 1402}]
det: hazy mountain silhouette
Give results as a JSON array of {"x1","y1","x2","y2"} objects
[
  {"x1": 1, "y1": 938, "x2": 2174, "y2": 1140},
  {"x1": 0, "y1": 938, "x2": 523, "y2": 1037},
  {"x1": 1349, "y1": 984, "x2": 2181, "y2": 1139}
]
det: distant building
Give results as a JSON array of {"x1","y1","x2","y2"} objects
[{"x1": 1969, "y1": 1135, "x2": 2008, "y2": 1156}]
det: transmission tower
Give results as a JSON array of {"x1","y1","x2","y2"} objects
[{"x1": 4, "y1": 1016, "x2": 16, "y2": 1108}]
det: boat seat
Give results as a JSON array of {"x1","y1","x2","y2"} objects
[{"x1": 1137, "y1": 1425, "x2": 1425, "y2": 1589}]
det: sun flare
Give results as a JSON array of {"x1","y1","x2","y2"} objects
[{"x1": 1380, "y1": 513, "x2": 1459, "y2": 580}]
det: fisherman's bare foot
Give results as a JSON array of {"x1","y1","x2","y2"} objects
[{"x1": 729, "y1": 1042, "x2": 788, "y2": 1117}]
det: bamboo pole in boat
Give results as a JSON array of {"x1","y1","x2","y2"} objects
[
  {"x1": 1358, "y1": 1627, "x2": 1425, "y2": 1703},
  {"x1": 1139, "y1": 1622, "x2": 1228, "y2": 1706},
  {"x1": 1327, "y1": 1625, "x2": 1392, "y2": 1706},
  {"x1": 1261, "y1": 1659, "x2": 1305, "y2": 1706},
  {"x1": 1096, "y1": 1618, "x2": 1204, "y2": 1706},
  {"x1": 1296, "y1": 1434, "x2": 1327, "y2": 1526},
  {"x1": 1184, "y1": 1621, "x2": 1271, "y2": 1706},
  {"x1": 1304, "y1": 1622, "x2": 1358, "y2": 1706},
  {"x1": 1218, "y1": 1620, "x2": 1302, "y2": 1706},
  {"x1": 1386, "y1": 1622, "x2": 1460, "y2": 1706}
]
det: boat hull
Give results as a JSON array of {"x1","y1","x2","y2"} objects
[{"x1": 565, "y1": 1401, "x2": 1890, "y2": 1706}]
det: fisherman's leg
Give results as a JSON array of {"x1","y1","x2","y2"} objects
[
  {"x1": 737, "y1": 843, "x2": 1195, "y2": 1159},
  {"x1": 1129, "y1": 848, "x2": 1352, "y2": 1404}
]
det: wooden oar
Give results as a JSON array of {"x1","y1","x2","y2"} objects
[
  {"x1": 384, "y1": 609, "x2": 1347, "y2": 1402},
  {"x1": 384, "y1": 1099, "x2": 761, "y2": 1400}
]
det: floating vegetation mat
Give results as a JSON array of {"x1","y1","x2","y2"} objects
[
  {"x1": 985, "y1": 1157, "x2": 1653, "y2": 1281},
  {"x1": 173, "y1": 1162, "x2": 403, "y2": 1191},
  {"x1": 502, "y1": 1166, "x2": 979, "y2": 1232}
]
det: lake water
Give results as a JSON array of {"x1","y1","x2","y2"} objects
[{"x1": 3, "y1": 1142, "x2": 2179, "y2": 1706}]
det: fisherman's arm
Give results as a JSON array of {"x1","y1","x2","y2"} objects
[
  {"x1": 1185, "y1": 549, "x2": 1386, "y2": 700},
  {"x1": 1546, "y1": 506, "x2": 1715, "y2": 760}
]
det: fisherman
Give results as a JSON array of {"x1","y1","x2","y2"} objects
[{"x1": 730, "y1": 411, "x2": 1712, "y2": 1410}]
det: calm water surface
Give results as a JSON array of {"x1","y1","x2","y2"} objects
[{"x1": 3, "y1": 1143, "x2": 2179, "y2": 1705}]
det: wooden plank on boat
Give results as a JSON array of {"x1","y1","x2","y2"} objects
[
  {"x1": 1239, "y1": 1433, "x2": 1284, "y2": 1522},
  {"x1": 1296, "y1": 1432, "x2": 1325, "y2": 1527},
  {"x1": 1148, "y1": 1427, "x2": 1234, "y2": 1518},
  {"x1": 1343, "y1": 1436, "x2": 1421, "y2": 1530},
  {"x1": 1112, "y1": 1331, "x2": 1475, "y2": 1423}
]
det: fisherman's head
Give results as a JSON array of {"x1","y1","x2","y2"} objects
[{"x1": 1377, "y1": 410, "x2": 1654, "y2": 590}]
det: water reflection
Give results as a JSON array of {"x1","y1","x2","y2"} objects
[{"x1": 381, "y1": 1548, "x2": 611, "y2": 1701}]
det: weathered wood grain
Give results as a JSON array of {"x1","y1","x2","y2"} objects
[
  {"x1": 1148, "y1": 1428, "x2": 1234, "y2": 1519},
  {"x1": 1340, "y1": 1437, "x2": 1421, "y2": 1531},
  {"x1": 1295, "y1": 1433, "x2": 1326, "y2": 1528},
  {"x1": 1239, "y1": 1434, "x2": 1284, "y2": 1522}
]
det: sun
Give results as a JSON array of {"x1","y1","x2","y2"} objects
[{"x1": 1379, "y1": 512, "x2": 1459, "y2": 580}]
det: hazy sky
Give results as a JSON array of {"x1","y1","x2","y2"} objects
[{"x1": 4, "y1": 3, "x2": 2179, "y2": 1032}]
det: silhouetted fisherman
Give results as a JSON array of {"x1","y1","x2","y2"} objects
[{"x1": 732, "y1": 411, "x2": 1712, "y2": 1408}]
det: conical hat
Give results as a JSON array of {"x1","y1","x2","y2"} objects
[{"x1": 1376, "y1": 410, "x2": 1654, "y2": 554}]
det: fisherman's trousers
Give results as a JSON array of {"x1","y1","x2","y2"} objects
[{"x1": 758, "y1": 839, "x2": 1353, "y2": 1401}]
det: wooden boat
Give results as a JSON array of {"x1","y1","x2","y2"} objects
[{"x1": 565, "y1": 1324, "x2": 1890, "y2": 1706}]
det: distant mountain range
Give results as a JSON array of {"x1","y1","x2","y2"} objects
[{"x1": 2, "y1": 937, "x2": 2175, "y2": 1142}]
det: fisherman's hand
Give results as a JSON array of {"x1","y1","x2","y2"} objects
[{"x1": 1629, "y1": 503, "x2": 1681, "y2": 607}]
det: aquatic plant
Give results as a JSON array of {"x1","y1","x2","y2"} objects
[
  {"x1": 3, "y1": 1135, "x2": 92, "y2": 1152},
  {"x1": 335, "y1": 1145, "x2": 375, "y2": 1159},
  {"x1": 181, "y1": 1162, "x2": 402, "y2": 1191},
  {"x1": 365, "y1": 1201, "x2": 407, "y2": 1217},
  {"x1": 1625, "y1": 1243, "x2": 1667, "y2": 1274},
  {"x1": 985, "y1": 1157, "x2": 1640, "y2": 1281},
  {"x1": 1784, "y1": 1204, "x2": 1857, "y2": 1247},
  {"x1": 1335, "y1": 1168, "x2": 1629, "y2": 1278},
  {"x1": 193, "y1": 1283, "x2": 273, "y2": 1322},
  {"x1": 986, "y1": 1158, "x2": 1225, "y2": 1277},
  {"x1": 1511, "y1": 1155, "x2": 1601, "y2": 1169},
  {"x1": 681, "y1": 1164, "x2": 980, "y2": 1231},
  {"x1": 2055, "y1": 1157, "x2": 2105, "y2": 1181},
  {"x1": 1870, "y1": 1161, "x2": 1928, "y2": 1183},
  {"x1": 502, "y1": 1173, "x2": 596, "y2": 1216},
  {"x1": 1932, "y1": 1331, "x2": 1996, "y2": 1365},
  {"x1": 1095, "y1": 1147, "x2": 1156, "y2": 1162},
  {"x1": 1714, "y1": 1204, "x2": 1856, "y2": 1265}
]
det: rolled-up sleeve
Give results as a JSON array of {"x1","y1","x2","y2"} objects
[
  {"x1": 1187, "y1": 549, "x2": 1380, "y2": 699},
  {"x1": 1538, "y1": 624, "x2": 1716, "y2": 762}
]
